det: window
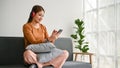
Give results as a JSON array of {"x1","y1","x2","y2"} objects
[{"x1": 83, "y1": 0, "x2": 120, "y2": 68}]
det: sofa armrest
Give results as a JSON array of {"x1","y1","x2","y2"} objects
[{"x1": 54, "y1": 37, "x2": 73, "y2": 61}]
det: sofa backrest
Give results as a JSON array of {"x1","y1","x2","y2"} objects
[
  {"x1": 0, "y1": 37, "x2": 25, "y2": 65},
  {"x1": 0, "y1": 37, "x2": 73, "y2": 65}
]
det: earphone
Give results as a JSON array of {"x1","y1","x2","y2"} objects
[{"x1": 32, "y1": 12, "x2": 35, "y2": 17}]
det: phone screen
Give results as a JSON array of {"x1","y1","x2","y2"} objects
[{"x1": 58, "y1": 29, "x2": 63, "y2": 33}]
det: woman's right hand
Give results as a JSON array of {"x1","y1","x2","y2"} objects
[{"x1": 23, "y1": 50, "x2": 37, "y2": 64}]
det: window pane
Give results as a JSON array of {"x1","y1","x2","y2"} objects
[
  {"x1": 117, "y1": 3, "x2": 120, "y2": 56},
  {"x1": 98, "y1": 32, "x2": 115, "y2": 55},
  {"x1": 117, "y1": 3, "x2": 120, "y2": 30},
  {"x1": 85, "y1": 0, "x2": 97, "y2": 11},
  {"x1": 117, "y1": 32, "x2": 120, "y2": 56},
  {"x1": 99, "y1": 0, "x2": 114, "y2": 8},
  {"x1": 87, "y1": 33, "x2": 97, "y2": 53},
  {"x1": 118, "y1": 57, "x2": 120, "y2": 68},
  {"x1": 99, "y1": 6, "x2": 115, "y2": 31},
  {"x1": 85, "y1": 11, "x2": 97, "y2": 32},
  {"x1": 117, "y1": 0, "x2": 120, "y2": 3}
]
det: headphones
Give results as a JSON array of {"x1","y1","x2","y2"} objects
[{"x1": 32, "y1": 12, "x2": 35, "y2": 17}]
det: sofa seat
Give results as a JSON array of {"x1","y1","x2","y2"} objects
[
  {"x1": 43, "y1": 61, "x2": 91, "y2": 68},
  {"x1": 0, "y1": 65, "x2": 26, "y2": 68},
  {"x1": 0, "y1": 61, "x2": 91, "y2": 68}
]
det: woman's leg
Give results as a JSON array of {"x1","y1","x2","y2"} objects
[
  {"x1": 48, "y1": 50, "x2": 69, "y2": 68},
  {"x1": 28, "y1": 50, "x2": 69, "y2": 68}
]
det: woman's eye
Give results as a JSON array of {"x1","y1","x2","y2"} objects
[{"x1": 39, "y1": 14, "x2": 44, "y2": 17}]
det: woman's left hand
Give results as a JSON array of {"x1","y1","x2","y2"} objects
[{"x1": 48, "y1": 30, "x2": 60, "y2": 43}]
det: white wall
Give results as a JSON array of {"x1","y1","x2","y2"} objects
[{"x1": 0, "y1": 0, "x2": 83, "y2": 37}]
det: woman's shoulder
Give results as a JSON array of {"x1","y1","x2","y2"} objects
[
  {"x1": 40, "y1": 23, "x2": 45, "y2": 27},
  {"x1": 40, "y1": 24, "x2": 47, "y2": 29},
  {"x1": 23, "y1": 23, "x2": 32, "y2": 29}
]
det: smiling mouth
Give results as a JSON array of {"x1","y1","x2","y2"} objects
[{"x1": 39, "y1": 19, "x2": 41, "y2": 21}]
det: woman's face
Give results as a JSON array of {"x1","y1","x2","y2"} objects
[{"x1": 33, "y1": 11, "x2": 44, "y2": 23}]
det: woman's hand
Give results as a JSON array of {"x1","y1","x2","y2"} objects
[
  {"x1": 23, "y1": 50, "x2": 37, "y2": 64},
  {"x1": 48, "y1": 30, "x2": 60, "y2": 43}
]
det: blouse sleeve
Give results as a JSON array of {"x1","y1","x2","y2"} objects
[
  {"x1": 43, "y1": 25, "x2": 49, "y2": 39},
  {"x1": 23, "y1": 24, "x2": 43, "y2": 44}
]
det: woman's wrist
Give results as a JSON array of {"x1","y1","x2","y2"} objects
[
  {"x1": 44, "y1": 38, "x2": 49, "y2": 42},
  {"x1": 48, "y1": 37, "x2": 52, "y2": 42},
  {"x1": 44, "y1": 38, "x2": 51, "y2": 42},
  {"x1": 46, "y1": 38, "x2": 50, "y2": 42}
]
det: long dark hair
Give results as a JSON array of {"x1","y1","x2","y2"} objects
[{"x1": 27, "y1": 5, "x2": 45, "y2": 23}]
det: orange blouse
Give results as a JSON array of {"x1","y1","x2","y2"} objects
[{"x1": 23, "y1": 23, "x2": 49, "y2": 47}]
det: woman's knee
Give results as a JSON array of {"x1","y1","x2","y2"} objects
[
  {"x1": 24, "y1": 50, "x2": 37, "y2": 56},
  {"x1": 63, "y1": 50, "x2": 69, "y2": 58}
]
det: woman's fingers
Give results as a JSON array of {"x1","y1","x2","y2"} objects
[
  {"x1": 31, "y1": 53, "x2": 37, "y2": 62},
  {"x1": 49, "y1": 29, "x2": 62, "y2": 42},
  {"x1": 24, "y1": 52, "x2": 31, "y2": 64},
  {"x1": 23, "y1": 50, "x2": 37, "y2": 64},
  {"x1": 24, "y1": 51, "x2": 32, "y2": 64}
]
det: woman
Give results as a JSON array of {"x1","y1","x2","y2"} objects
[{"x1": 23, "y1": 5, "x2": 69, "y2": 68}]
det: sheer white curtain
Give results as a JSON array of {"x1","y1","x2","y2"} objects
[{"x1": 83, "y1": 0, "x2": 120, "y2": 68}]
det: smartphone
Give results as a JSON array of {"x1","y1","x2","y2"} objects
[{"x1": 57, "y1": 29, "x2": 63, "y2": 33}]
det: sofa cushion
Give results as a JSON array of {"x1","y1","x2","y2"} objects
[
  {"x1": 63, "y1": 61, "x2": 92, "y2": 68},
  {"x1": 0, "y1": 37, "x2": 25, "y2": 65}
]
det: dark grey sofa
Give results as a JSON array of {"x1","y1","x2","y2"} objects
[{"x1": 0, "y1": 37, "x2": 91, "y2": 68}]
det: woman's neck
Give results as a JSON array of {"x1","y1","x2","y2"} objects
[{"x1": 31, "y1": 22, "x2": 40, "y2": 29}]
